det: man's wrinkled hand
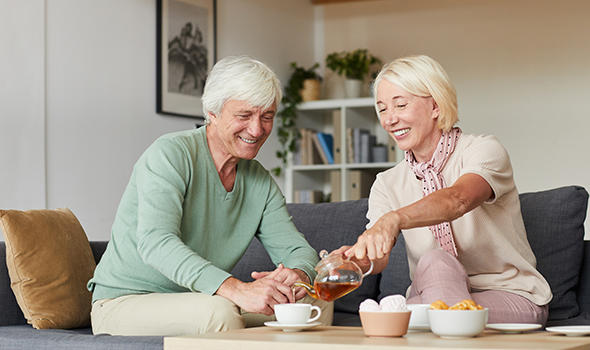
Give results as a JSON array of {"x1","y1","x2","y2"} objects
[{"x1": 251, "y1": 264, "x2": 310, "y2": 300}]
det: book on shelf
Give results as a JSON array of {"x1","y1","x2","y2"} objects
[
  {"x1": 353, "y1": 128, "x2": 370, "y2": 163},
  {"x1": 332, "y1": 110, "x2": 342, "y2": 164},
  {"x1": 294, "y1": 190, "x2": 324, "y2": 204},
  {"x1": 348, "y1": 170, "x2": 376, "y2": 200},
  {"x1": 330, "y1": 170, "x2": 341, "y2": 202},
  {"x1": 298, "y1": 128, "x2": 334, "y2": 165},
  {"x1": 360, "y1": 133, "x2": 377, "y2": 163},
  {"x1": 298, "y1": 128, "x2": 323, "y2": 165},
  {"x1": 311, "y1": 133, "x2": 329, "y2": 164},
  {"x1": 346, "y1": 128, "x2": 354, "y2": 163},
  {"x1": 316, "y1": 132, "x2": 334, "y2": 164},
  {"x1": 387, "y1": 136, "x2": 397, "y2": 162}
]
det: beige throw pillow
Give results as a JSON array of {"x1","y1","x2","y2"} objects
[{"x1": 0, "y1": 208, "x2": 96, "y2": 329}]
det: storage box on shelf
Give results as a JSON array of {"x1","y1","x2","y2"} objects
[{"x1": 285, "y1": 97, "x2": 402, "y2": 203}]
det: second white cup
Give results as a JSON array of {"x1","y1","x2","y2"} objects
[{"x1": 274, "y1": 303, "x2": 321, "y2": 325}]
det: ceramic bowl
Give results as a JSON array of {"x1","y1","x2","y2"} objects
[
  {"x1": 359, "y1": 311, "x2": 411, "y2": 337},
  {"x1": 427, "y1": 308, "x2": 488, "y2": 338},
  {"x1": 407, "y1": 304, "x2": 431, "y2": 330}
]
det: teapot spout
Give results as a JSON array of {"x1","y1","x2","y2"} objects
[{"x1": 293, "y1": 281, "x2": 319, "y2": 299}]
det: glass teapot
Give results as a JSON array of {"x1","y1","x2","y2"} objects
[{"x1": 293, "y1": 250, "x2": 373, "y2": 302}]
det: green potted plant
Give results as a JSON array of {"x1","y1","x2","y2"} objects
[
  {"x1": 326, "y1": 49, "x2": 381, "y2": 98},
  {"x1": 272, "y1": 62, "x2": 322, "y2": 176}
]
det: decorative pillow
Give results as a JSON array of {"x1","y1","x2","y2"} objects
[
  {"x1": 0, "y1": 208, "x2": 96, "y2": 329},
  {"x1": 520, "y1": 186, "x2": 589, "y2": 321}
]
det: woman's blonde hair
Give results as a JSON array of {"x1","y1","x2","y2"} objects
[{"x1": 372, "y1": 55, "x2": 458, "y2": 131}]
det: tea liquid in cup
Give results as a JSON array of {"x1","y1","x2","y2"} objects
[{"x1": 274, "y1": 303, "x2": 322, "y2": 325}]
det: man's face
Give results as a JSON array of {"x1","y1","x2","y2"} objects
[{"x1": 209, "y1": 100, "x2": 276, "y2": 160}]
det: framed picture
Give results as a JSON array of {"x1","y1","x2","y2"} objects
[{"x1": 156, "y1": 0, "x2": 216, "y2": 122}]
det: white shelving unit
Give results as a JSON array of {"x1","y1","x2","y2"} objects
[{"x1": 285, "y1": 97, "x2": 402, "y2": 203}]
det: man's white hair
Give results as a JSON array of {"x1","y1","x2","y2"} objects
[{"x1": 201, "y1": 56, "x2": 282, "y2": 124}]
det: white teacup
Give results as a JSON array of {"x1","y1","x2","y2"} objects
[
  {"x1": 274, "y1": 303, "x2": 321, "y2": 325},
  {"x1": 407, "y1": 304, "x2": 431, "y2": 330}
]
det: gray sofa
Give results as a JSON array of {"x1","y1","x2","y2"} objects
[{"x1": 0, "y1": 185, "x2": 588, "y2": 349}]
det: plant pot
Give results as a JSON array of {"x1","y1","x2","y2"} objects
[
  {"x1": 300, "y1": 79, "x2": 321, "y2": 102},
  {"x1": 344, "y1": 79, "x2": 363, "y2": 98}
]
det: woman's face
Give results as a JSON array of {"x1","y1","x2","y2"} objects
[{"x1": 376, "y1": 79, "x2": 441, "y2": 162}]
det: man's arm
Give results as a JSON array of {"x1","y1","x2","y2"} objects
[{"x1": 255, "y1": 177, "x2": 319, "y2": 284}]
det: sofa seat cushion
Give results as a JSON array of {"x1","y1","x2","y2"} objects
[
  {"x1": 520, "y1": 186, "x2": 589, "y2": 321},
  {"x1": 0, "y1": 208, "x2": 96, "y2": 329},
  {"x1": 0, "y1": 325, "x2": 162, "y2": 350}
]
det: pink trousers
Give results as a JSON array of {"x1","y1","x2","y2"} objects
[{"x1": 406, "y1": 249, "x2": 548, "y2": 324}]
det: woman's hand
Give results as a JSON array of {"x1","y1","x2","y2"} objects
[
  {"x1": 345, "y1": 211, "x2": 400, "y2": 261},
  {"x1": 331, "y1": 245, "x2": 372, "y2": 274}
]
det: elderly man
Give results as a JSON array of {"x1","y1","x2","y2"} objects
[{"x1": 88, "y1": 56, "x2": 332, "y2": 336}]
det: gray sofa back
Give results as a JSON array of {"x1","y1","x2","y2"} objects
[{"x1": 0, "y1": 186, "x2": 588, "y2": 328}]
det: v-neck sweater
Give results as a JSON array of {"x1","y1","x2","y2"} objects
[{"x1": 88, "y1": 127, "x2": 318, "y2": 302}]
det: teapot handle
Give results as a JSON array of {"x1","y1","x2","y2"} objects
[{"x1": 363, "y1": 260, "x2": 374, "y2": 277}]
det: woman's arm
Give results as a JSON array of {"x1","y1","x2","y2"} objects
[{"x1": 346, "y1": 173, "x2": 493, "y2": 261}]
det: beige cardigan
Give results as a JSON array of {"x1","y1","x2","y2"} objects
[{"x1": 367, "y1": 133, "x2": 552, "y2": 305}]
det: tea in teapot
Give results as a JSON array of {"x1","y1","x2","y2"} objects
[{"x1": 294, "y1": 250, "x2": 373, "y2": 302}]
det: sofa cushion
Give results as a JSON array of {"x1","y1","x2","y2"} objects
[
  {"x1": 0, "y1": 242, "x2": 26, "y2": 326},
  {"x1": 0, "y1": 208, "x2": 96, "y2": 329},
  {"x1": 520, "y1": 186, "x2": 589, "y2": 321},
  {"x1": 0, "y1": 325, "x2": 162, "y2": 350},
  {"x1": 577, "y1": 241, "x2": 590, "y2": 315}
]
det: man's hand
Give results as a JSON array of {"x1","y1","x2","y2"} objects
[
  {"x1": 251, "y1": 264, "x2": 310, "y2": 300},
  {"x1": 216, "y1": 265, "x2": 296, "y2": 315}
]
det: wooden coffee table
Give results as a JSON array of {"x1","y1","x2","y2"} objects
[{"x1": 164, "y1": 326, "x2": 590, "y2": 350}]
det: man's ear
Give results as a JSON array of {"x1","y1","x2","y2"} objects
[{"x1": 208, "y1": 112, "x2": 217, "y2": 121}]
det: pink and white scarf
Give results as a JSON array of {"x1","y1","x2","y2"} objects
[{"x1": 404, "y1": 127, "x2": 462, "y2": 257}]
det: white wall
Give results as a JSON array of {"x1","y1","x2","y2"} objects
[
  {"x1": 0, "y1": 0, "x2": 46, "y2": 210},
  {"x1": 1, "y1": 0, "x2": 315, "y2": 241},
  {"x1": 322, "y1": 0, "x2": 590, "y2": 236},
  {"x1": 2, "y1": 0, "x2": 588, "y2": 241}
]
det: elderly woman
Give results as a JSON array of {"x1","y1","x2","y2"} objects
[
  {"x1": 88, "y1": 56, "x2": 331, "y2": 336},
  {"x1": 343, "y1": 55, "x2": 551, "y2": 324}
]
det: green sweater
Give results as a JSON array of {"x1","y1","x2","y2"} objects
[{"x1": 88, "y1": 127, "x2": 318, "y2": 302}]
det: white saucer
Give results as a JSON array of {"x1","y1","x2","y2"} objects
[
  {"x1": 264, "y1": 321, "x2": 321, "y2": 332},
  {"x1": 486, "y1": 323, "x2": 542, "y2": 333},
  {"x1": 546, "y1": 326, "x2": 590, "y2": 336}
]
